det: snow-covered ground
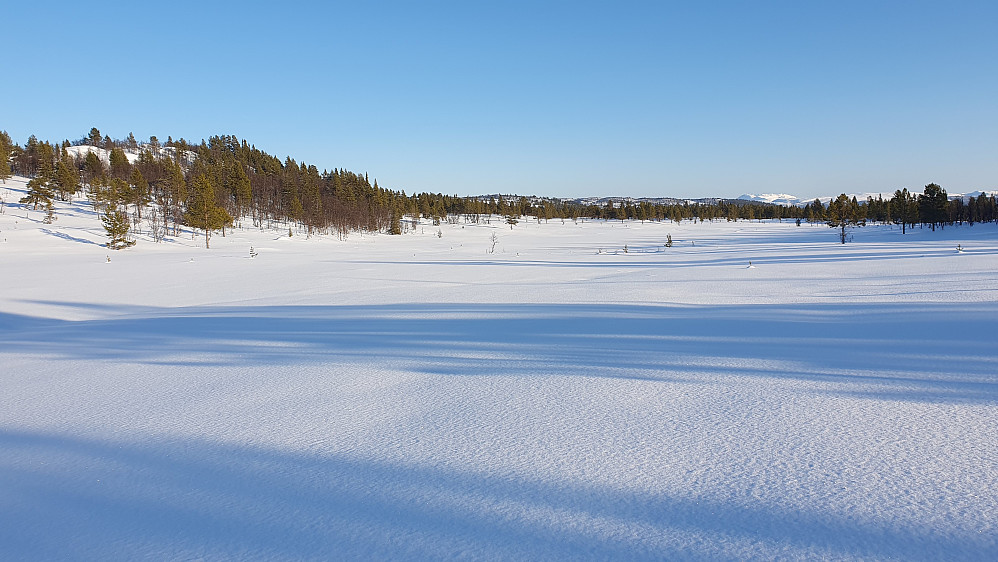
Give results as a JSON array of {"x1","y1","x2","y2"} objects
[{"x1": 2, "y1": 176, "x2": 996, "y2": 560}]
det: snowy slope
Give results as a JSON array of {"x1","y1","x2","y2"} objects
[
  {"x1": 1, "y1": 175, "x2": 997, "y2": 560},
  {"x1": 64, "y1": 144, "x2": 195, "y2": 166}
]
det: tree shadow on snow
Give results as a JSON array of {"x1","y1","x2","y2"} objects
[
  {"x1": 0, "y1": 430, "x2": 993, "y2": 561},
  {"x1": 3, "y1": 301, "x2": 997, "y2": 405}
]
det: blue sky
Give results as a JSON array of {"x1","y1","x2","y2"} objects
[{"x1": 3, "y1": 1, "x2": 996, "y2": 198}]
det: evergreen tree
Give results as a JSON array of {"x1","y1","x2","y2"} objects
[
  {"x1": 54, "y1": 158, "x2": 80, "y2": 201},
  {"x1": 163, "y1": 158, "x2": 188, "y2": 236},
  {"x1": 826, "y1": 193, "x2": 865, "y2": 243},
  {"x1": 128, "y1": 168, "x2": 150, "y2": 218},
  {"x1": 184, "y1": 173, "x2": 231, "y2": 249},
  {"x1": 227, "y1": 163, "x2": 252, "y2": 217},
  {"x1": 918, "y1": 183, "x2": 949, "y2": 231},
  {"x1": 810, "y1": 198, "x2": 825, "y2": 221},
  {"x1": 109, "y1": 147, "x2": 131, "y2": 180},
  {"x1": 21, "y1": 176, "x2": 55, "y2": 217},
  {"x1": 0, "y1": 130, "x2": 12, "y2": 183},
  {"x1": 83, "y1": 150, "x2": 104, "y2": 187},
  {"x1": 891, "y1": 188, "x2": 915, "y2": 234},
  {"x1": 102, "y1": 204, "x2": 134, "y2": 249},
  {"x1": 36, "y1": 141, "x2": 55, "y2": 180}
]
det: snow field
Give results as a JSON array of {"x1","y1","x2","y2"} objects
[{"x1": 1, "y1": 175, "x2": 997, "y2": 560}]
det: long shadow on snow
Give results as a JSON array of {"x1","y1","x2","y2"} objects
[
  {"x1": 351, "y1": 244, "x2": 998, "y2": 269},
  {"x1": 1, "y1": 430, "x2": 993, "y2": 561},
  {"x1": 3, "y1": 301, "x2": 996, "y2": 405}
]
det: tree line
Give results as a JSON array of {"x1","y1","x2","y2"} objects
[{"x1": 2, "y1": 128, "x2": 995, "y2": 249}]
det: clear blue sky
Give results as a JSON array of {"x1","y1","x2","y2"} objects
[{"x1": 3, "y1": 1, "x2": 996, "y2": 199}]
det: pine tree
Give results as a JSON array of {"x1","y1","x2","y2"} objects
[
  {"x1": 102, "y1": 204, "x2": 134, "y2": 249},
  {"x1": 826, "y1": 193, "x2": 865, "y2": 243},
  {"x1": 128, "y1": 168, "x2": 149, "y2": 218},
  {"x1": 54, "y1": 157, "x2": 80, "y2": 201},
  {"x1": 21, "y1": 176, "x2": 56, "y2": 222},
  {"x1": 0, "y1": 130, "x2": 12, "y2": 183},
  {"x1": 83, "y1": 150, "x2": 104, "y2": 187},
  {"x1": 918, "y1": 183, "x2": 949, "y2": 231},
  {"x1": 109, "y1": 147, "x2": 131, "y2": 180},
  {"x1": 227, "y1": 163, "x2": 252, "y2": 217},
  {"x1": 164, "y1": 159, "x2": 187, "y2": 236},
  {"x1": 891, "y1": 188, "x2": 915, "y2": 234},
  {"x1": 185, "y1": 173, "x2": 231, "y2": 249}
]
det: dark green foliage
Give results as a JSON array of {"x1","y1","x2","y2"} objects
[
  {"x1": 0, "y1": 130, "x2": 12, "y2": 183},
  {"x1": 54, "y1": 156, "x2": 80, "y2": 201},
  {"x1": 109, "y1": 148, "x2": 131, "y2": 180},
  {"x1": 21, "y1": 176, "x2": 55, "y2": 221},
  {"x1": 826, "y1": 194, "x2": 865, "y2": 243},
  {"x1": 918, "y1": 183, "x2": 949, "y2": 231},
  {"x1": 891, "y1": 188, "x2": 916, "y2": 233},
  {"x1": 184, "y1": 173, "x2": 232, "y2": 249},
  {"x1": 102, "y1": 205, "x2": 134, "y2": 249},
  {"x1": 127, "y1": 168, "x2": 150, "y2": 218}
]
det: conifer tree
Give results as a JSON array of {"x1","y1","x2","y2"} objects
[
  {"x1": 83, "y1": 150, "x2": 104, "y2": 187},
  {"x1": 128, "y1": 168, "x2": 150, "y2": 218},
  {"x1": 918, "y1": 183, "x2": 949, "y2": 231},
  {"x1": 0, "y1": 130, "x2": 12, "y2": 183},
  {"x1": 227, "y1": 163, "x2": 252, "y2": 217},
  {"x1": 891, "y1": 188, "x2": 915, "y2": 234},
  {"x1": 109, "y1": 147, "x2": 131, "y2": 180},
  {"x1": 163, "y1": 159, "x2": 187, "y2": 236},
  {"x1": 21, "y1": 176, "x2": 55, "y2": 214},
  {"x1": 102, "y1": 204, "x2": 134, "y2": 249},
  {"x1": 826, "y1": 193, "x2": 864, "y2": 243},
  {"x1": 185, "y1": 173, "x2": 231, "y2": 249},
  {"x1": 54, "y1": 157, "x2": 80, "y2": 201}
]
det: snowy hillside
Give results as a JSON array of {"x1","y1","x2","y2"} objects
[
  {"x1": 64, "y1": 144, "x2": 196, "y2": 166},
  {"x1": 2, "y1": 174, "x2": 997, "y2": 560}
]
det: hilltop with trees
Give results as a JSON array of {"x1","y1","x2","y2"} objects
[{"x1": 2, "y1": 128, "x2": 996, "y2": 249}]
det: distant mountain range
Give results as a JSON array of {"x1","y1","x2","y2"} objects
[
  {"x1": 739, "y1": 191, "x2": 998, "y2": 207},
  {"x1": 473, "y1": 190, "x2": 998, "y2": 208}
]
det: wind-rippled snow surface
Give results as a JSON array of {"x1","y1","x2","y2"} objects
[{"x1": 2, "y1": 177, "x2": 996, "y2": 560}]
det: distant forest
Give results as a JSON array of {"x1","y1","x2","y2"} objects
[{"x1": 2, "y1": 128, "x2": 996, "y2": 248}]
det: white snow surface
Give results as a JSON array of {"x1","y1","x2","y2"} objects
[
  {"x1": 2, "y1": 176, "x2": 997, "y2": 560},
  {"x1": 64, "y1": 144, "x2": 195, "y2": 166}
]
